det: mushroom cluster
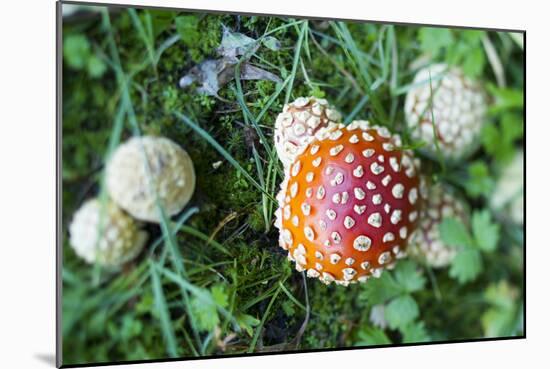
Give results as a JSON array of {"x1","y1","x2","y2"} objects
[
  {"x1": 275, "y1": 120, "x2": 423, "y2": 285},
  {"x1": 409, "y1": 183, "x2": 468, "y2": 268},
  {"x1": 274, "y1": 96, "x2": 342, "y2": 167},
  {"x1": 404, "y1": 64, "x2": 487, "y2": 160},
  {"x1": 69, "y1": 198, "x2": 148, "y2": 267},
  {"x1": 69, "y1": 135, "x2": 196, "y2": 267}
]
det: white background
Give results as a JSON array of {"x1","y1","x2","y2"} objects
[{"x1": 0, "y1": 0, "x2": 545, "y2": 368}]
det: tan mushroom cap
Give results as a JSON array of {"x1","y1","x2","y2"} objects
[
  {"x1": 274, "y1": 96, "x2": 342, "y2": 167},
  {"x1": 404, "y1": 63, "x2": 487, "y2": 160},
  {"x1": 106, "y1": 136, "x2": 196, "y2": 223},
  {"x1": 275, "y1": 121, "x2": 424, "y2": 286},
  {"x1": 409, "y1": 183, "x2": 468, "y2": 268},
  {"x1": 69, "y1": 198, "x2": 148, "y2": 267}
]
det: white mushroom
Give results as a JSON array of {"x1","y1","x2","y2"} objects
[
  {"x1": 69, "y1": 198, "x2": 148, "y2": 267},
  {"x1": 274, "y1": 96, "x2": 342, "y2": 167},
  {"x1": 409, "y1": 183, "x2": 468, "y2": 268},
  {"x1": 106, "y1": 136, "x2": 196, "y2": 223},
  {"x1": 404, "y1": 64, "x2": 487, "y2": 160}
]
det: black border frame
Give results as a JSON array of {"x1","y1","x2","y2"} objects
[{"x1": 56, "y1": 1, "x2": 527, "y2": 367}]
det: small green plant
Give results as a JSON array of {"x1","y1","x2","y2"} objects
[{"x1": 439, "y1": 210, "x2": 500, "y2": 284}]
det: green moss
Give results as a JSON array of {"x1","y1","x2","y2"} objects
[{"x1": 247, "y1": 205, "x2": 266, "y2": 233}]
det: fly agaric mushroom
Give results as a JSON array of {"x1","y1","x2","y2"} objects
[
  {"x1": 106, "y1": 136, "x2": 196, "y2": 223},
  {"x1": 275, "y1": 121, "x2": 423, "y2": 286},
  {"x1": 490, "y1": 150, "x2": 524, "y2": 225},
  {"x1": 69, "y1": 198, "x2": 148, "y2": 267},
  {"x1": 274, "y1": 96, "x2": 342, "y2": 167},
  {"x1": 404, "y1": 64, "x2": 487, "y2": 160},
  {"x1": 409, "y1": 183, "x2": 468, "y2": 268}
]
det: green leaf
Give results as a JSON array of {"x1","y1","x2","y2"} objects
[
  {"x1": 439, "y1": 217, "x2": 473, "y2": 248},
  {"x1": 281, "y1": 300, "x2": 296, "y2": 317},
  {"x1": 418, "y1": 27, "x2": 454, "y2": 56},
  {"x1": 149, "y1": 9, "x2": 174, "y2": 38},
  {"x1": 445, "y1": 41, "x2": 470, "y2": 65},
  {"x1": 190, "y1": 284, "x2": 228, "y2": 332},
  {"x1": 449, "y1": 248, "x2": 482, "y2": 284},
  {"x1": 472, "y1": 210, "x2": 500, "y2": 252},
  {"x1": 236, "y1": 313, "x2": 260, "y2": 337},
  {"x1": 356, "y1": 327, "x2": 392, "y2": 345},
  {"x1": 393, "y1": 260, "x2": 426, "y2": 293},
  {"x1": 262, "y1": 36, "x2": 281, "y2": 51},
  {"x1": 359, "y1": 272, "x2": 402, "y2": 305},
  {"x1": 465, "y1": 161, "x2": 494, "y2": 198},
  {"x1": 63, "y1": 34, "x2": 91, "y2": 70},
  {"x1": 485, "y1": 280, "x2": 518, "y2": 310},
  {"x1": 481, "y1": 123, "x2": 500, "y2": 155},
  {"x1": 385, "y1": 295, "x2": 419, "y2": 330},
  {"x1": 482, "y1": 114, "x2": 523, "y2": 163},
  {"x1": 482, "y1": 281, "x2": 521, "y2": 337},
  {"x1": 501, "y1": 113, "x2": 524, "y2": 144},
  {"x1": 462, "y1": 30, "x2": 486, "y2": 45},
  {"x1": 481, "y1": 280, "x2": 522, "y2": 337},
  {"x1": 462, "y1": 47, "x2": 485, "y2": 78},
  {"x1": 211, "y1": 284, "x2": 229, "y2": 308},
  {"x1": 175, "y1": 15, "x2": 200, "y2": 46},
  {"x1": 482, "y1": 122, "x2": 514, "y2": 162},
  {"x1": 488, "y1": 84, "x2": 524, "y2": 113},
  {"x1": 86, "y1": 55, "x2": 107, "y2": 78},
  {"x1": 191, "y1": 294, "x2": 219, "y2": 331},
  {"x1": 444, "y1": 30, "x2": 485, "y2": 76},
  {"x1": 481, "y1": 308, "x2": 517, "y2": 338},
  {"x1": 400, "y1": 321, "x2": 430, "y2": 343}
]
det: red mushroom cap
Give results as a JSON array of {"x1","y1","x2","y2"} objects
[{"x1": 275, "y1": 121, "x2": 423, "y2": 285}]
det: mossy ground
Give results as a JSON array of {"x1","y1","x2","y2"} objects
[{"x1": 61, "y1": 5, "x2": 524, "y2": 365}]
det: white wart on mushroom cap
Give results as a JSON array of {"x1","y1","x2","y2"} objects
[
  {"x1": 106, "y1": 136, "x2": 196, "y2": 223},
  {"x1": 69, "y1": 198, "x2": 148, "y2": 267},
  {"x1": 409, "y1": 183, "x2": 468, "y2": 268},
  {"x1": 404, "y1": 64, "x2": 487, "y2": 160},
  {"x1": 490, "y1": 150, "x2": 524, "y2": 225},
  {"x1": 275, "y1": 121, "x2": 424, "y2": 286},
  {"x1": 274, "y1": 96, "x2": 342, "y2": 167}
]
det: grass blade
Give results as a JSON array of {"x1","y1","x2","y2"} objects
[
  {"x1": 148, "y1": 206, "x2": 200, "y2": 256},
  {"x1": 248, "y1": 281, "x2": 283, "y2": 353},
  {"x1": 149, "y1": 261, "x2": 179, "y2": 358},
  {"x1": 157, "y1": 264, "x2": 239, "y2": 329},
  {"x1": 285, "y1": 21, "x2": 308, "y2": 104},
  {"x1": 278, "y1": 281, "x2": 307, "y2": 312},
  {"x1": 128, "y1": 9, "x2": 157, "y2": 72},
  {"x1": 179, "y1": 224, "x2": 231, "y2": 256}
]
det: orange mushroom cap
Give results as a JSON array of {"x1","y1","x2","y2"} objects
[{"x1": 275, "y1": 121, "x2": 423, "y2": 286}]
